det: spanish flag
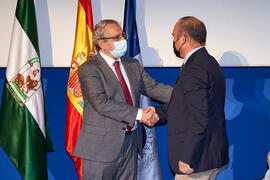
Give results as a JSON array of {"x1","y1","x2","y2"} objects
[{"x1": 65, "y1": 0, "x2": 95, "y2": 179}]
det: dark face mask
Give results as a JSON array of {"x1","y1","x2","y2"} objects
[{"x1": 173, "y1": 42, "x2": 181, "y2": 58}]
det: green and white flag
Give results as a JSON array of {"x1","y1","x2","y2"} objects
[{"x1": 0, "y1": 0, "x2": 54, "y2": 179}]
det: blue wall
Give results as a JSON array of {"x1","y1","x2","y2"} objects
[{"x1": 0, "y1": 67, "x2": 270, "y2": 180}]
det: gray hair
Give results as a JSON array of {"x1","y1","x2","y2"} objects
[{"x1": 93, "y1": 19, "x2": 121, "y2": 51}]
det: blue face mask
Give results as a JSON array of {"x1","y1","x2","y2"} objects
[{"x1": 110, "y1": 39, "x2": 127, "y2": 58}]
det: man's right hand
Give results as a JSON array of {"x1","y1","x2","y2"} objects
[{"x1": 140, "y1": 106, "x2": 159, "y2": 127}]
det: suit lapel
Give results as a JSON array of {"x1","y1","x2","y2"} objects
[
  {"x1": 96, "y1": 54, "x2": 127, "y2": 100},
  {"x1": 184, "y1": 47, "x2": 206, "y2": 68},
  {"x1": 178, "y1": 48, "x2": 205, "y2": 81},
  {"x1": 121, "y1": 59, "x2": 137, "y2": 105}
]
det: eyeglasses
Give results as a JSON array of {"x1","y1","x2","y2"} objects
[{"x1": 100, "y1": 32, "x2": 128, "y2": 41}]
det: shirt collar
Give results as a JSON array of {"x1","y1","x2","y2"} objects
[
  {"x1": 100, "y1": 51, "x2": 120, "y2": 67},
  {"x1": 183, "y1": 46, "x2": 203, "y2": 64}
]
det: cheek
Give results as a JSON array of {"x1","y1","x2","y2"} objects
[
  {"x1": 105, "y1": 42, "x2": 114, "y2": 51},
  {"x1": 100, "y1": 40, "x2": 114, "y2": 51}
]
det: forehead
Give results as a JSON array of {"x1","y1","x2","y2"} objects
[
  {"x1": 172, "y1": 25, "x2": 178, "y2": 37},
  {"x1": 104, "y1": 23, "x2": 122, "y2": 35},
  {"x1": 172, "y1": 21, "x2": 182, "y2": 36}
]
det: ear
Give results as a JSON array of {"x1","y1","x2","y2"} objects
[{"x1": 180, "y1": 33, "x2": 188, "y2": 43}]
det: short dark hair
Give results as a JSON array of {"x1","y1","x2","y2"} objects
[{"x1": 176, "y1": 16, "x2": 207, "y2": 45}]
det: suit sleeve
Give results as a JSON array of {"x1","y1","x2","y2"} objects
[
  {"x1": 155, "y1": 104, "x2": 168, "y2": 125},
  {"x1": 78, "y1": 62, "x2": 138, "y2": 126},
  {"x1": 180, "y1": 64, "x2": 209, "y2": 166},
  {"x1": 137, "y1": 62, "x2": 173, "y2": 103}
]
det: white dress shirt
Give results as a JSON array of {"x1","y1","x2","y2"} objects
[
  {"x1": 100, "y1": 52, "x2": 142, "y2": 128},
  {"x1": 264, "y1": 169, "x2": 270, "y2": 180}
]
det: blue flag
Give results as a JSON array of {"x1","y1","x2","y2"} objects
[
  {"x1": 124, "y1": 0, "x2": 140, "y2": 58},
  {"x1": 124, "y1": 0, "x2": 162, "y2": 179}
]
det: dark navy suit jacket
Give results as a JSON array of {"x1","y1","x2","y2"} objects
[{"x1": 156, "y1": 47, "x2": 229, "y2": 174}]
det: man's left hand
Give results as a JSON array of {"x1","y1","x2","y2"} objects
[{"x1": 178, "y1": 160, "x2": 194, "y2": 174}]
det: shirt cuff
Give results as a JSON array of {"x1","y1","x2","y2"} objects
[{"x1": 136, "y1": 108, "x2": 142, "y2": 120}]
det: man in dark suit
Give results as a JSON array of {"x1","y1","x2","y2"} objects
[
  {"x1": 73, "y1": 19, "x2": 172, "y2": 180},
  {"x1": 156, "y1": 16, "x2": 229, "y2": 180}
]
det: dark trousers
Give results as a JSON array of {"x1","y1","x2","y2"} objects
[{"x1": 82, "y1": 131, "x2": 138, "y2": 180}]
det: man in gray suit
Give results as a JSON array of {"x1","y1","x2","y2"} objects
[{"x1": 73, "y1": 19, "x2": 172, "y2": 180}]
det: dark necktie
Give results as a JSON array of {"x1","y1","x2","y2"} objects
[{"x1": 113, "y1": 61, "x2": 133, "y2": 131}]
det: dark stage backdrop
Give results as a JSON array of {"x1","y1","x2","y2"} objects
[{"x1": 0, "y1": 67, "x2": 270, "y2": 180}]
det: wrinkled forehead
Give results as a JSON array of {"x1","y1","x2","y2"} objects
[{"x1": 104, "y1": 23, "x2": 123, "y2": 36}]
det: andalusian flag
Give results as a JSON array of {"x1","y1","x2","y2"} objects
[
  {"x1": 65, "y1": 0, "x2": 95, "y2": 179},
  {"x1": 124, "y1": 0, "x2": 162, "y2": 179},
  {"x1": 0, "y1": 0, "x2": 54, "y2": 179}
]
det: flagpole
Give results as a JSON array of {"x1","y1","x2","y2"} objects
[
  {"x1": 0, "y1": 0, "x2": 54, "y2": 179},
  {"x1": 123, "y1": 0, "x2": 162, "y2": 179},
  {"x1": 65, "y1": 1, "x2": 95, "y2": 179}
]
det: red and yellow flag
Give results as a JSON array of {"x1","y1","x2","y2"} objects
[{"x1": 65, "y1": 0, "x2": 94, "y2": 179}]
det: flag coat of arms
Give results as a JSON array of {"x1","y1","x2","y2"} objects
[
  {"x1": 0, "y1": 0, "x2": 54, "y2": 179},
  {"x1": 65, "y1": 0, "x2": 95, "y2": 179}
]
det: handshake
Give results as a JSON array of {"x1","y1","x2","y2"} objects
[{"x1": 139, "y1": 106, "x2": 159, "y2": 127}]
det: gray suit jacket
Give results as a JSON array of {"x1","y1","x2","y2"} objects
[{"x1": 73, "y1": 53, "x2": 172, "y2": 162}]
